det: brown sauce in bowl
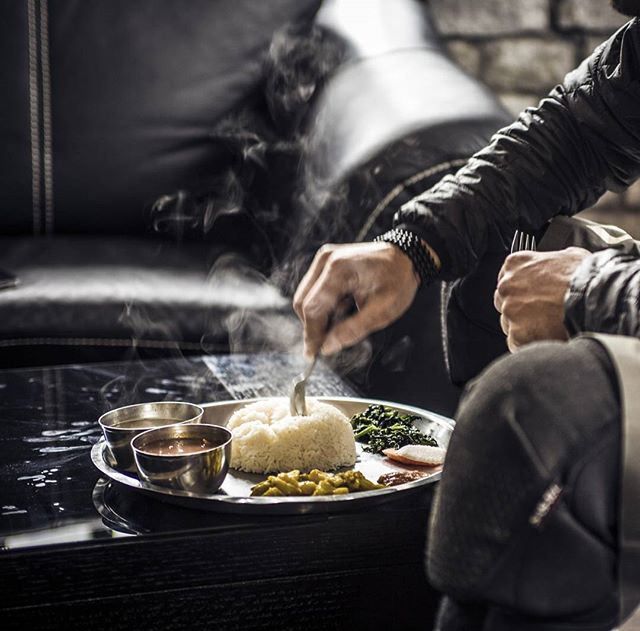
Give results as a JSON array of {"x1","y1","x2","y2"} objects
[{"x1": 142, "y1": 437, "x2": 216, "y2": 456}]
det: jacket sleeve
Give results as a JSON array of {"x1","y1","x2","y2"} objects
[
  {"x1": 564, "y1": 249, "x2": 640, "y2": 338},
  {"x1": 393, "y1": 18, "x2": 640, "y2": 280}
]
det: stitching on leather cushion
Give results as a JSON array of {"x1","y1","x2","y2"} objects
[
  {"x1": 27, "y1": 0, "x2": 41, "y2": 236},
  {"x1": 40, "y1": 0, "x2": 54, "y2": 234}
]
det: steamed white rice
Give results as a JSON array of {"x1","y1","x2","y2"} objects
[{"x1": 227, "y1": 397, "x2": 356, "y2": 474}]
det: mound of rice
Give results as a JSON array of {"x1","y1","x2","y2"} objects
[{"x1": 227, "y1": 397, "x2": 356, "y2": 474}]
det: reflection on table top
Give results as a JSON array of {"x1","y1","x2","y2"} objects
[{"x1": 0, "y1": 352, "x2": 364, "y2": 552}]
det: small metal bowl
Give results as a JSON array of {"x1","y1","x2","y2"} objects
[
  {"x1": 131, "y1": 423, "x2": 232, "y2": 494},
  {"x1": 98, "y1": 401, "x2": 204, "y2": 471}
]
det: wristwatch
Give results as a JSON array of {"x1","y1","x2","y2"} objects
[{"x1": 374, "y1": 228, "x2": 440, "y2": 286}]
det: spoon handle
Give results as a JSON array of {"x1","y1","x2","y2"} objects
[{"x1": 302, "y1": 353, "x2": 318, "y2": 381}]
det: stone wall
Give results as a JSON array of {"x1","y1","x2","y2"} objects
[{"x1": 428, "y1": 0, "x2": 640, "y2": 235}]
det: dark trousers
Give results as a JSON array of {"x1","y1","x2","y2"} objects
[{"x1": 429, "y1": 337, "x2": 622, "y2": 631}]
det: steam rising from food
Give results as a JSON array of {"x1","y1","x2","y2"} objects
[
  {"x1": 86, "y1": 18, "x2": 422, "y2": 395},
  {"x1": 149, "y1": 24, "x2": 347, "y2": 283}
]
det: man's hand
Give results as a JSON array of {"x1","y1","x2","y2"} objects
[
  {"x1": 494, "y1": 247, "x2": 591, "y2": 352},
  {"x1": 293, "y1": 242, "x2": 420, "y2": 358}
]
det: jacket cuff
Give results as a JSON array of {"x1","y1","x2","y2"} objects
[{"x1": 563, "y1": 249, "x2": 629, "y2": 336}]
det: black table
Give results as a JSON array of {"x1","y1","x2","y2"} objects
[{"x1": 0, "y1": 354, "x2": 441, "y2": 630}]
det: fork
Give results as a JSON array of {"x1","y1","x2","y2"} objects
[{"x1": 510, "y1": 230, "x2": 537, "y2": 253}]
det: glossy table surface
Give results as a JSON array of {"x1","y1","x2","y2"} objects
[
  {"x1": 0, "y1": 353, "x2": 363, "y2": 546},
  {"x1": 0, "y1": 353, "x2": 442, "y2": 629}
]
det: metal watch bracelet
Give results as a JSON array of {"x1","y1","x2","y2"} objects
[{"x1": 374, "y1": 228, "x2": 439, "y2": 286}]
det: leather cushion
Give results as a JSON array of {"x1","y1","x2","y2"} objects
[
  {"x1": 0, "y1": 236, "x2": 293, "y2": 353},
  {"x1": 0, "y1": 0, "x2": 322, "y2": 234}
]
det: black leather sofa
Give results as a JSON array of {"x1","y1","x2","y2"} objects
[{"x1": 0, "y1": 0, "x2": 509, "y2": 414}]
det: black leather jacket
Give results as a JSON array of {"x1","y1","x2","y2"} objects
[{"x1": 395, "y1": 18, "x2": 640, "y2": 338}]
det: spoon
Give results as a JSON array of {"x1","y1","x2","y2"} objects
[
  {"x1": 289, "y1": 353, "x2": 319, "y2": 416},
  {"x1": 290, "y1": 305, "x2": 348, "y2": 416}
]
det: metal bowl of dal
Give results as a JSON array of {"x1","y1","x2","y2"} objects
[
  {"x1": 131, "y1": 423, "x2": 232, "y2": 494},
  {"x1": 98, "y1": 401, "x2": 204, "y2": 471}
]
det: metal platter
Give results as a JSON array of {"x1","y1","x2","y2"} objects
[{"x1": 91, "y1": 396, "x2": 454, "y2": 514}]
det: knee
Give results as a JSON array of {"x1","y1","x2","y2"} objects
[
  {"x1": 451, "y1": 342, "x2": 554, "y2": 453},
  {"x1": 428, "y1": 338, "x2": 620, "y2": 604},
  {"x1": 453, "y1": 338, "x2": 618, "y2": 472},
  {"x1": 427, "y1": 346, "x2": 557, "y2": 600},
  {"x1": 438, "y1": 343, "x2": 568, "y2": 485}
]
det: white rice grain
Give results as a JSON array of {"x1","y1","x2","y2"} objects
[{"x1": 227, "y1": 398, "x2": 356, "y2": 474}]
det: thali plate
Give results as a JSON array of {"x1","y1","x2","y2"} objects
[{"x1": 91, "y1": 396, "x2": 454, "y2": 514}]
